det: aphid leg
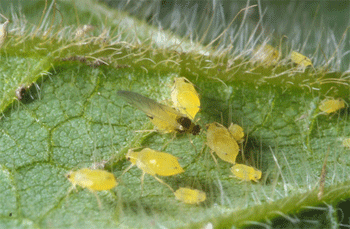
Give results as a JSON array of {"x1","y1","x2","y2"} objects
[
  {"x1": 92, "y1": 191, "x2": 102, "y2": 210},
  {"x1": 152, "y1": 176, "x2": 174, "y2": 192},
  {"x1": 121, "y1": 164, "x2": 134, "y2": 176},
  {"x1": 209, "y1": 150, "x2": 219, "y2": 166},
  {"x1": 161, "y1": 133, "x2": 176, "y2": 150},
  {"x1": 187, "y1": 134, "x2": 198, "y2": 155}
]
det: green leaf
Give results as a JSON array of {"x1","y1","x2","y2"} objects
[{"x1": 1, "y1": 0, "x2": 350, "y2": 228}]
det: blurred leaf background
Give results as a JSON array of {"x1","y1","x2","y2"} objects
[{"x1": 0, "y1": 0, "x2": 350, "y2": 228}]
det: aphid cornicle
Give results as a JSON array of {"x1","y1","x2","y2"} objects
[
  {"x1": 171, "y1": 77, "x2": 200, "y2": 120},
  {"x1": 206, "y1": 122, "x2": 239, "y2": 164},
  {"x1": 174, "y1": 187, "x2": 206, "y2": 204},
  {"x1": 230, "y1": 164, "x2": 262, "y2": 182},
  {"x1": 66, "y1": 168, "x2": 117, "y2": 191},
  {"x1": 123, "y1": 148, "x2": 185, "y2": 192},
  {"x1": 117, "y1": 90, "x2": 200, "y2": 135}
]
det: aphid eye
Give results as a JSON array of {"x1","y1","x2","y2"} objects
[
  {"x1": 126, "y1": 157, "x2": 131, "y2": 161},
  {"x1": 66, "y1": 174, "x2": 71, "y2": 178}
]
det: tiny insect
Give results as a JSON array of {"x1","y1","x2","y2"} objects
[
  {"x1": 66, "y1": 168, "x2": 117, "y2": 191},
  {"x1": 174, "y1": 187, "x2": 206, "y2": 204},
  {"x1": 252, "y1": 44, "x2": 280, "y2": 66},
  {"x1": 230, "y1": 164, "x2": 261, "y2": 182},
  {"x1": 74, "y1": 24, "x2": 94, "y2": 39},
  {"x1": 118, "y1": 90, "x2": 200, "y2": 135},
  {"x1": 342, "y1": 138, "x2": 350, "y2": 148},
  {"x1": 171, "y1": 77, "x2": 200, "y2": 120},
  {"x1": 291, "y1": 51, "x2": 312, "y2": 69},
  {"x1": 319, "y1": 98, "x2": 345, "y2": 114},
  {"x1": 206, "y1": 122, "x2": 239, "y2": 164},
  {"x1": 228, "y1": 123, "x2": 244, "y2": 143},
  {"x1": 123, "y1": 148, "x2": 185, "y2": 192},
  {"x1": 66, "y1": 168, "x2": 117, "y2": 208},
  {"x1": 0, "y1": 13, "x2": 10, "y2": 47},
  {"x1": 15, "y1": 84, "x2": 27, "y2": 101}
]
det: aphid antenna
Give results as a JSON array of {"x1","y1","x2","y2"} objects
[{"x1": 120, "y1": 163, "x2": 134, "y2": 177}]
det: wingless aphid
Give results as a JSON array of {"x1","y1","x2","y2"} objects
[
  {"x1": 319, "y1": 98, "x2": 345, "y2": 114},
  {"x1": 171, "y1": 77, "x2": 200, "y2": 120},
  {"x1": 228, "y1": 123, "x2": 245, "y2": 143},
  {"x1": 122, "y1": 148, "x2": 184, "y2": 192},
  {"x1": 118, "y1": 90, "x2": 200, "y2": 135},
  {"x1": 291, "y1": 51, "x2": 313, "y2": 69},
  {"x1": 174, "y1": 187, "x2": 206, "y2": 204},
  {"x1": 66, "y1": 168, "x2": 117, "y2": 208},
  {"x1": 206, "y1": 122, "x2": 239, "y2": 164},
  {"x1": 230, "y1": 164, "x2": 261, "y2": 182}
]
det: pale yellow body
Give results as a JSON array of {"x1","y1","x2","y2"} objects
[
  {"x1": 319, "y1": 98, "x2": 345, "y2": 114},
  {"x1": 174, "y1": 187, "x2": 206, "y2": 204},
  {"x1": 228, "y1": 123, "x2": 244, "y2": 143},
  {"x1": 291, "y1": 51, "x2": 312, "y2": 68},
  {"x1": 252, "y1": 44, "x2": 280, "y2": 66},
  {"x1": 206, "y1": 122, "x2": 239, "y2": 164},
  {"x1": 171, "y1": 77, "x2": 200, "y2": 120},
  {"x1": 124, "y1": 148, "x2": 184, "y2": 192},
  {"x1": 66, "y1": 168, "x2": 117, "y2": 191},
  {"x1": 231, "y1": 164, "x2": 261, "y2": 182},
  {"x1": 126, "y1": 148, "x2": 184, "y2": 176}
]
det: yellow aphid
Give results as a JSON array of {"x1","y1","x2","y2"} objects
[
  {"x1": 171, "y1": 77, "x2": 200, "y2": 120},
  {"x1": 319, "y1": 98, "x2": 345, "y2": 114},
  {"x1": 252, "y1": 44, "x2": 280, "y2": 66},
  {"x1": 206, "y1": 122, "x2": 239, "y2": 164},
  {"x1": 231, "y1": 164, "x2": 262, "y2": 182},
  {"x1": 124, "y1": 148, "x2": 184, "y2": 192},
  {"x1": 291, "y1": 51, "x2": 312, "y2": 68},
  {"x1": 174, "y1": 187, "x2": 206, "y2": 204},
  {"x1": 118, "y1": 90, "x2": 200, "y2": 135},
  {"x1": 342, "y1": 138, "x2": 350, "y2": 148},
  {"x1": 66, "y1": 168, "x2": 117, "y2": 191},
  {"x1": 228, "y1": 123, "x2": 244, "y2": 143},
  {"x1": 0, "y1": 13, "x2": 9, "y2": 47}
]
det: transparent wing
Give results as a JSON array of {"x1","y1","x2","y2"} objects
[{"x1": 117, "y1": 90, "x2": 184, "y2": 131}]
